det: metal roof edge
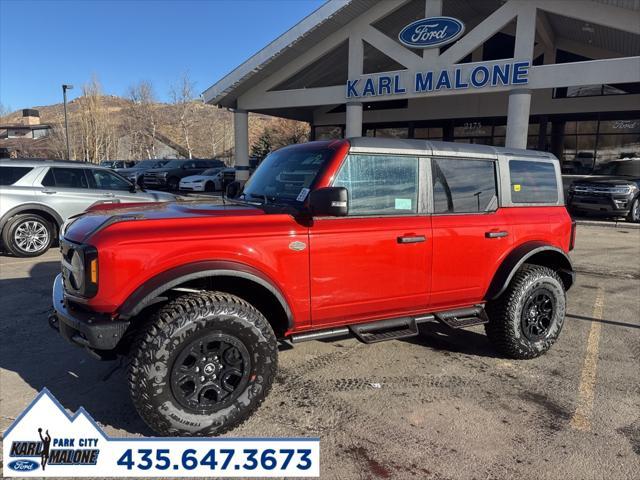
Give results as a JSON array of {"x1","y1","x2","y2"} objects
[{"x1": 202, "y1": 0, "x2": 352, "y2": 106}]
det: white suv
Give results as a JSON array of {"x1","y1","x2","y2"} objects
[{"x1": 0, "y1": 160, "x2": 176, "y2": 257}]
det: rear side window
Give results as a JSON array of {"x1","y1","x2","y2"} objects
[
  {"x1": 0, "y1": 166, "x2": 33, "y2": 185},
  {"x1": 432, "y1": 158, "x2": 498, "y2": 213},
  {"x1": 509, "y1": 160, "x2": 558, "y2": 203},
  {"x1": 334, "y1": 154, "x2": 419, "y2": 215},
  {"x1": 42, "y1": 168, "x2": 89, "y2": 188}
]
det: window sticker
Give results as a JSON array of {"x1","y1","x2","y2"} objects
[
  {"x1": 296, "y1": 188, "x2": 310, "y2": 202},
  {"x1": 513, "y1": 184, "x2": 522, "y2": 192},
  {"x1": 395, "y1": 198, "x2": 412, "y2": 210}
]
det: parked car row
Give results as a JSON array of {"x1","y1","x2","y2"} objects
[
  {"x1": 179, "y1": 167, "x2": 236, "y2": 192},
  {"x1": 0, "y1": 160, "x2": 176, "y2": 257}
]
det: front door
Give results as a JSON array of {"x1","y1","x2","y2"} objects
[{"x1": 309, "y1": 153, "x2": 431, "y2": 327}]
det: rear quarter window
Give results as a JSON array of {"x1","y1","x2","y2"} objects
[
  {"x1": 509, "y1": 160, "x2": 558, "y2": 204},
  {"x1": 0, "y1": 166, "x2": 33, "y2": 185}
]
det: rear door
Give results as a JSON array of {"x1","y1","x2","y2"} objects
[
  {"x1": 309, "y1": 153, "x2": 431, "y2": 327},
  {"x1": 429, "y1": 156, "x2": 512, "y2": 310},
  {"x1": 38, "y1": 167, "x2": 106, "y2": 220}
]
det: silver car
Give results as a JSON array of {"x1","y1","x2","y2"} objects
[{"x1": 0, "y1": 159, "x2": 176, "y2": 257}]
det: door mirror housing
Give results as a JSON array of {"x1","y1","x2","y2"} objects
[{"x1": 308, "y1": 187, "x2": 348, "y2": 217}]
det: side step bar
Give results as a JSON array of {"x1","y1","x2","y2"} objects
[
  {"x1": 289, "y1": 305, "x2": 488, "y2": 345},
  {"x1": 435, "y1": 305, "x2": 488, "y2": 329}
]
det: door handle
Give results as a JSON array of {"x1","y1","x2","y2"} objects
[
  {"x1": 103, "y1": 193, "x2": 115, "y2": 197},
  {"x1": 41, "y1": 189, "x2": 56, "y2": 194},
  {"x1": 397, "y1": 235, "x2": 426, "y2": 244},
  {"x1": 485, "y1": 231, "x2": 509, "y2": 238}
]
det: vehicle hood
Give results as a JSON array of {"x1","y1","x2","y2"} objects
[
  {"x1": 144, "y1": 167, "x2": 173, "y2": 174},
  {"x1": 64, "y1": 199, "x2": 263, "y2": 243},
  {"x1": 573, "y1": 176, "x2": 639, "y2": 186},
  {"x1": 181, "y1": 174, "x2": 214, "y2": 182}
]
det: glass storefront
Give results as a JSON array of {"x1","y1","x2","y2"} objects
[{"x1": 314, "y1": 113, "x2": 640, "y2": 175}]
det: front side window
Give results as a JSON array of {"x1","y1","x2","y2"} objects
[
  {"x1": 0, "y1": 166, "x2": 33, "y2": 185},
  {"x1": 334, "y1": 154, "x2": 419, "y2": 215},
  {"x1": 432, "y1": 158, "x2": 497, "y2": 213},
  {"x1": 509, "y1": 160, "x2": 558, "y2": 204},
  {"x1": 42, "y1": 168, "x2": 89, "y2": 188},
  {"x1": 90, "y1": 169, "x2": 132, "y2": 190}
]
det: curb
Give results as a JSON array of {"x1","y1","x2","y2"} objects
[{"x1": 575, "y1": 219, "x2": 640, "y2": 230}]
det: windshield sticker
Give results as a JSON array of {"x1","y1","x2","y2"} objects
[
  {"x1": 513, "y1": 184, "x2": 522, "y2": 192},
  {"x1": 395, "y1": 198, "x2": 412, "y2": 210},
  {"x1": 296, "y1": 188, "x2": 310, "y2": 202}
]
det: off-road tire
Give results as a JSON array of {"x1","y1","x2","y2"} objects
[
  {"x1": 485, "y1": 265, "x2": 566, "y2": 359},
  {"x1": 128, "y1": 291, "x2": 278, "y2": 436},
  {"x1": 2, "y1": 213, "x2": 54, "y2": 257},
  {"x1": 626, "y1": 196, "x2": 640, "y2": 223}
]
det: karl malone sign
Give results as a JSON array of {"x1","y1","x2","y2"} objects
[
  {"x1": 346, "y1": 16, "x2": 529, "y2": 99},
  {"x1": 346, "y1": 60, "x2": 531, "y2": 99}
]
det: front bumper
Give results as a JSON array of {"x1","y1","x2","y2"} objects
[
  {"x1": 179, "y1": 183, "x2": 205, "y2": 192},
  {"x1": 51, "y1": 274, "x2": 129, "y2": 351},
  {"x1": 568, "y1": 194, "x2": 632, "y2": 216}
]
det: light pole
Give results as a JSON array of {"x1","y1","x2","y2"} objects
[{"x1": 62, "y1": 84, "x2": 73, "y2": 160}]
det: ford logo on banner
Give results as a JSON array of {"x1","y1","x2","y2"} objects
[
  {"x1": 398, "y1": 16, "x2": 465, "y2": 48},
  {"x1": 8, "y1": 459, "x2": 40, "y2": 472}
]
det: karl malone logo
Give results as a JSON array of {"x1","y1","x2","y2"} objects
[
  {"x1": 398, "y1": 16, "x2": 465, "y2": 48},
  {"x1": 4, "y1": 389, "x2": 101, "y2": 474}
]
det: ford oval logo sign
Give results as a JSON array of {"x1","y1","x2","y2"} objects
[
  {"x1": 398, "y1": 16, "x2": 465, "y2": 48},
  {"x1": 8, "y1": 459, "x2": 39, "y2": 472}
]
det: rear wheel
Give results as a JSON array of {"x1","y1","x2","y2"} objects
[
  {"x1": 626, "y1": 196, "x2": 640, "y2": 223},
  {"x1": 128, "y1": 292, "x2": 278, "y2": 436},
  {"x1": 485, "y1": 265, "x2": 566, "y2": 359},
  {"x1": 2, "y1": 213, "x2": 53, "y2": 257}
]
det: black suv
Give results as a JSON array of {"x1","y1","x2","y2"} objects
[
  {"x1": 568, "y1": 158, "x2": 640, "y2": 222},
  {"x1": 143, "y1": 159, "x2": 225, "y2": 190}
]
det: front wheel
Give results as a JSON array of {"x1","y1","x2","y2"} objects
[
  {"x1": 485, "y1": 265, "x2": 566, "y2": 359},
  {"x1": 626, "y1": 196, "x2": 640, "y2": 223},
  {"x1": 167, "y1": 177, "x2": 180, "y2": 191},
  {"x1": 2, "y1": 213, "x2": 53, "y2": 257},
  {"x1": 128, "y1": 292, "x2": 278, "y2": 436}
]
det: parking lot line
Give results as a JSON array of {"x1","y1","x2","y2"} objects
[{"x1": 570, "y1": 287, "x2": 605, "y2": 432}]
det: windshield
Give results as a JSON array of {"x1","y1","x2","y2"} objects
[
  {"x1": 594, "y1": 159, "x2": 640, "y2": 177},
  {"x1": 136, "y1": 160, "x2": 167, "y2": 168},
  {"x1": 203, "y1": 168, "x2": 222, "y2": 176},
  {"x1": 161, "y1": 160, "x2": 184, "y2": 169},
  {"x1": 242, "y1": 145, "x2": 335, "y2": 204}
]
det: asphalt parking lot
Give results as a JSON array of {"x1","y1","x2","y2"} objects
[{"x1": 0, "y1": 224, "x2": 638, "y2": 479}]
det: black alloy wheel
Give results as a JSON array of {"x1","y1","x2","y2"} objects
[
  {"x1": 520, "y1": 288, "x2": 556, "y2": 341},
  {"x1": 170, "y1": 333, "x2": 251, "y2": 413}
]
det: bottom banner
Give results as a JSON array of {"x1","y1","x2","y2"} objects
[{"x1": 3, "y1": 389, "x2": 319, "y2": 477}]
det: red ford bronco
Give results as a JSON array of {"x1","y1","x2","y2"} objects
[{"x1": 51, "y1": 138, "x2": 576, "y2": 436}]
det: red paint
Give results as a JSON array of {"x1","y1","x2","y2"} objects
[{"x1": 63, "y1": 141, "x2": 573, "y2": 335}]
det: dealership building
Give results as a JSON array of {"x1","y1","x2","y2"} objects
[{"x1": 203, "y1": 0, "x2": 640, "y2": 180}]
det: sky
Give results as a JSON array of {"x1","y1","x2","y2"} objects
[{"x1": 0, "y1": 0, "x2": 325, "y2": 112}]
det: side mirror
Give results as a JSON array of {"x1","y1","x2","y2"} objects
[{"x1": 308, "y1": 187, "x2": 348, "y2": 217}]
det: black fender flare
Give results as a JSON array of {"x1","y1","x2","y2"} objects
[
  {"x1": 0, "y1": 203, "x2": 63, "y2": 234},
  {"x1": 485, "y1": 242, "x2": 575, "y2": 300},
  {"x1": 117, "y1": 260, "x2": 293, "y2": 327}
]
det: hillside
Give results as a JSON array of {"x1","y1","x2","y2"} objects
[{"x1": 0, "y1": 94, "x2": 308, "y2": 162}]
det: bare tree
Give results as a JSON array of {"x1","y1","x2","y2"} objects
[
  {"x1": 0, "y1": 102, "x2": 11, "y2": 118},
  {"x1": 77, "y1": 75, "x2": 117, "y2": 162},
  {"x1": 170, "y1": 73, "x2": 197, "y2": 159},
  {"x1": 128, "y1": 80, "x2": 158, "y2": 159}
]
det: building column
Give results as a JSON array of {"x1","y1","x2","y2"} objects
[
  {"x1": 233, "y1": 109, "x2": 250, "y2": 181},
  {"x1": 505, "y1": 89, "x2": 532, "y2": 149},
  {"x1": 345, "y1": 102, "x2": 363, "y2": 138}
]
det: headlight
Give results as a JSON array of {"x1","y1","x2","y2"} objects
[
  {"x1": 161, "y1": 172, "x2": 169, "y2": 178},
  {"x1": 609, "y1": 185, "x2": 632, "y2": 195},
  {"x1": 62, "y1": 244, "x2": 98, "y2": 297},
  {"x1": 193, "y1": 179, "x2": 203, "y2": 183}
]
